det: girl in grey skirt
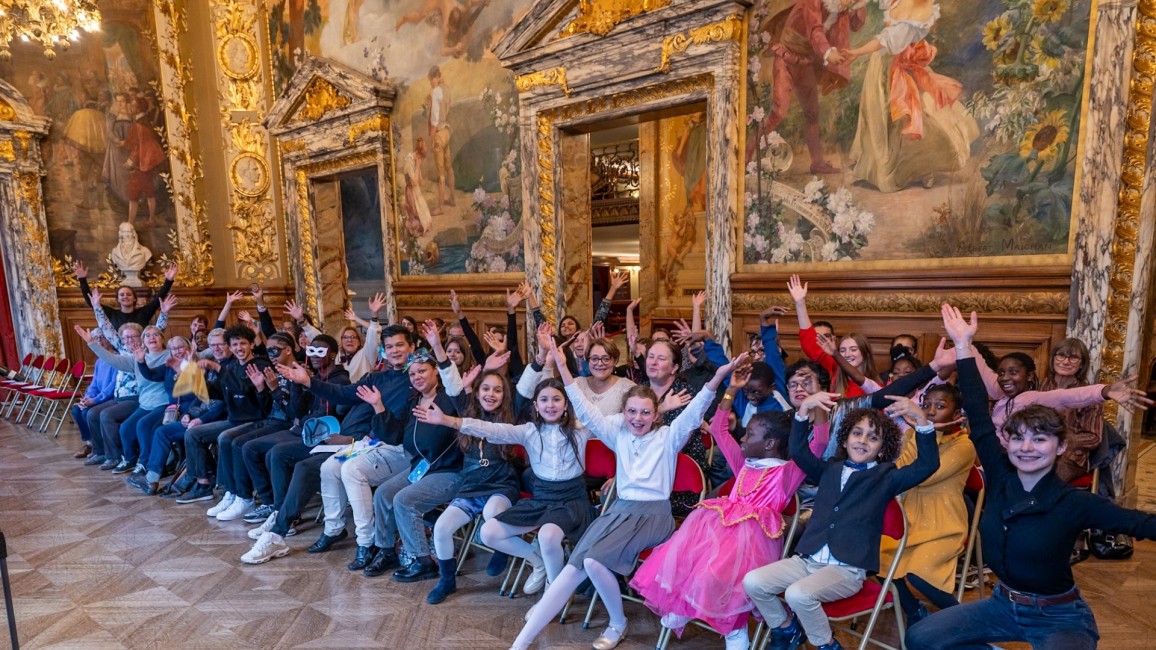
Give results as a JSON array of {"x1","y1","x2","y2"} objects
[{"x1": 506, "y1": 337, "x2": 747, "y2": 650}]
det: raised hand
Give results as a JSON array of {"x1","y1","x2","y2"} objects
[
  {"x1": 712, "y1": 351, "x2": 751, "y2": 387},
  {"x1": 607, "y1": 269, "x2": 630, "y2": 296},
  {"x1": 368, "y1": 292, "x2": 387, "y2": 317},
  {"x1": 798, "y1": 391, "x2": 840, "y2": 417},
  {"x1": 536, "y1": 321, "x2": 555, "y2": 351},
  {"x1": 760, "y1": 304, "x2": 788, "y2": 327},
  {"x1": 627, "y1": 297, "x2": 641, "y2": 313},
  {"x1": 72, "y1": 259, "x2": 89, "y2": 279},
  {"x1": 421, "y1": 319, "x2": 442, "y2": 350},
  {"x1": 225, "y1": 290, "x2": 244, "y2": 306},
  {"x1": 1103, "y1": 375, "x2": 1155, "y2": 413},
  {"x1": 483, "y1": 329, "x2": 507, "y2": 354},
  {"x1": 356, "y1": 384, "x2": 383, "y2": 409},
  {"x1": 412, "y1": 401, "x2": 450, "y2": 426},
  {"x1": 672, "y1": 318, "x2": 694, "y2": 346},
  {"x1": 505, "y1": 287, "x2": 522, "y2": 312},
  {"x1": 245, "y1": 362, "x2": 267, "y2": 390},
  {"x1": 132, "y1": 345, "x2": 146, "y2": 363},
  {"x1": 164, "y1": 261, "x2": 179, "y2": 281},
  {"x1": 940, "y1": 303, "x2": 977, "y2": 348},
  {"x1": 817, "y1": 332, "x2": 837, "y2": 356},
  {"x1": 589, "y1": 321, "x2": 605, "y2": 341},
  {"x1": 484, "y1": 350, "x2": 511, "y2": 372},
  {"x1": 89, "y1": 287, "x2": 103, "y2": 306},
  {"x1": 74, "y1": 324, "x2": 93, "y2": 344},
  {"x1": 883, "y1": 395, "x2": 930, "y2": 427},
  {"x1": 237, "y1": 310, "x2": 254, "y2": 326},
  {"x1": 787, "y1": 274, "x2": 808, "y2": 304},
  {"x1": 928, "y1": 337, "x2": 955, "y2": 372},
  {"x1": 249, "y1": 283, "x2": 265, "y2": 305},
  {"x1": 159, "y1": 294, "x2": 179, "y2": 314},
  {"x1": 262, "y1": 366, "x2": 279, "y2": 388},
  {"x1": 276, "y1": 362, "x2": 311, "y2": 386},
  {"x1": 691, "y1": 290, "x2": 707, "y2": 310},
  {"x1": 449, "y1": 290, "x2": 462, "y2": 318},
  {"x1": 284, "y1": 299, "x2": 305, "y2": 322},
  {"x1": 462, "y1": 364, "x2": 482, "y2": 388},
  {"x1": 729, "y1": 357, "x2": 753, "y2": 390}
]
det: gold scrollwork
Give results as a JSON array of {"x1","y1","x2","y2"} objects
[
  {"x1": 14, "y1": 171, "x2": 62, "y2": 354},
  {"x1": 281, "y1": 139, "x2": 307, "y2": 154},
  {"x1": 396, "y1": 292, "x2": 507, "y2": 309},
  {"x1": 515, "y1": 67, "x2": 573, "y2": 97},
  {"x1": 347, "y1": 115, "x2": 390, "y2": 146},
  {"x1": 152, "y1": 0, "x2": 215, "y2": 286},
  {"x1": 560, "y1": 0, "x2": 672, "y2": 37},
  {"x1": 731, "y1": 291, "x2": 1070, "y2": 315},
  {"x1": 211, "y1": 0, "x2": 263, "y2": 112},
  {"x1": 0, "y1": 100, "x2": 15, "y2": 121},
  {"x1": 533, "y1": 74, "x2": 713, "y2": 317},
  {"x1": 0, "y1": 140, "x2": 13, "y2": 161},
  {"x1": 293, "y1": 77, "x2": 353, "y2": 123},
  {"x1": 1101, "y1": 0, "x2": 1156, "y2": 422},
  {"x1": 656, "y1": 14, "x2": 743, "y2": 73},
  {"x1": 224, "y1": 120, "x2": 279, "y2": 279}
]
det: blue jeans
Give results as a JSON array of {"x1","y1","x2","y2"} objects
[
  {"x1": 907, "y1": 587, "x2": 1099, "y2": 650},
  {"x1": 373, "y1": 469, "x2": 462, "y2": 558},
  {"x1": 118, "y1": 405, "x2": 166, "y2": 464},
  {"x1": 146, "y1": 421, "x2": 189, "y2": 483}
]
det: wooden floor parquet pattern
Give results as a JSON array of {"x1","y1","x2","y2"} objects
[{"x1": 2, "y1": 420, "x2": 1154, "y2": 649}]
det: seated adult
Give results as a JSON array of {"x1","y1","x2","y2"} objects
[
  {"x1": 82, "y1": 323, "x2": 143, "y2": 470},
  {"x1": 72, "y1": 330, "x2": 118, "y2": 460}
]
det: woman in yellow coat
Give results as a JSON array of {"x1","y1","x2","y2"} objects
[{"x1": 881, "y1": 383, "x2": 976, "y2": 623}]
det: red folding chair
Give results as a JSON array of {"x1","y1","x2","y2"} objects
[
  {"x1": 1, "y1": 354, "x2": 45, "y2": 413},
  {"x1": 5, "y1": 355, "x2": 56, "y2": 419},
  {"x1": 819, "y1": 498, "x2": 908, "y2": 650},
  {"x1": 20, "y1": 357, "x2": 71, "y2": 425},
  {"x1": 581, "y1": 453, "x2": 707, "y2": 630},
  {"x1": 957, "y1": 465, "x2": 987, "y2": 600},
  {"x1": 31, "y1": 361, "x2": 89, "y2": 437}
]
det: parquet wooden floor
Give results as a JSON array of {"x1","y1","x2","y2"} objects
[{"x1": 1, "y1": 419, "x2": 1154, "y2": 649}]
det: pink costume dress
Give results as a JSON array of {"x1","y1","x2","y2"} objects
[{"x1": 630, "y1": 409, "x2": 829, "y2": 636}]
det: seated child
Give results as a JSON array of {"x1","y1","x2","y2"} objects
[
  {"x1": 631, "y1": 360, "x2": 830, "y2": 650},
  {"x1": 744, "y1": 392, "x2": 941, "y2": 650}
]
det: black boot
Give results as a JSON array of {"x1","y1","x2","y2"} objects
[
  {"x1": 348, "y1": 545, "x2": 378, "y2": 571},
  {"x1": 426, "y1": 558, "x2": 459, "y2": 604},
  {"x1": 363, "y1": 548, "x2": 400, "y2": 577},
  {"x1": 393, "y1": 556, "x2": 440, "y2": 582}
]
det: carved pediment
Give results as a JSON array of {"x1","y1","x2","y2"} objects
[
  {"x1": 265, "y1": 57, "x2": 397, "y2": 133},
  {"x1": 495, "y1": 0, "x2": 676, "y2": 62},
  {"x1": 0, "y1": 78, "x2": 50, "y2": 134}
]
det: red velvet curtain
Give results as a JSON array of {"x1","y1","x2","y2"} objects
[{"x1": 0, "y1": 244, "x2": 20, "y2": 368}]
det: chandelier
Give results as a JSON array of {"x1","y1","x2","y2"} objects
[{"x1": 0, "y1": 0, "x2": 102, "y2": 60}]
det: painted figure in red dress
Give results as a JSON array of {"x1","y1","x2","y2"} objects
[
  {"x1": 754, "y1": 0, "x2": 866, "y2": 174},
  {"x1": 122, "y1": 97, "x2": 167, "y2": 226}
]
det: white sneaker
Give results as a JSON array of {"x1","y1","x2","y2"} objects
[
  {"x1": 217, "y1": 497, "x2": 254, "y2": 521},
  {"x1": 523, "y1": 561, "x2": 547, "y2": 595},
  {"x1": 248, "y1": 511, "x2": 278, "y2": 540},
  {"x1": 206, "y1": 492, "x2": 235, "y2": 517},
  {"x1": 724, "y1": 628, "x2": 749, "y2": 650},
  {"x1": 240, "y1": 532, "x2": 288, "y2": 564}
]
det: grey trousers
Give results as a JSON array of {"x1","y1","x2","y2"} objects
[
  {"x1": 743, "y1": 555, "x2": 866, "y2": 646},
  {"x1": 372, "y1": 469, "x2": 461, "y2": 558}
]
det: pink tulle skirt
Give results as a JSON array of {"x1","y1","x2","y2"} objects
[{"x1": 629, "y1": 505, "x2": 784, "y2": 636}]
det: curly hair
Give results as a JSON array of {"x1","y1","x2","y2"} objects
[{"x1": 834, "y1": 408, "x2": 903, "y2": 463}]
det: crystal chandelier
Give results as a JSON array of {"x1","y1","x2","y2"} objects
[{"x1": 0, "y1": 0, "x2": 102, "y2": 60}]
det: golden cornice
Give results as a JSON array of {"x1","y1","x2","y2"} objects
[
  {"x1": 280, "y1": 139, "x2": 307, "y2": 154},
  {"x1": 396, "y1": 292, "x2": 507, "y2": 309},
  {"x1": 560, "y1": 0, "x2": 672, "y2": 37},
  {"x1": 656, "y1": 14, "x2": 743, "y2": 73},
  {"x1": 515, "y1": 67, "x2": 573, "y2": 96},
  {"x1": 348, "y1": 115, "x2": 390, "y2": 146},
  {"x1": 0, "y1": 100, "x2": 16, "y2": 121},
  {"x1": 0, "y1": 140, "x2": 13, "y2": 162},
  {"x1": 293, "y1": 77, "x2": 352, "y2": 123},
  {"x1": 1102, "y1": 0, "x2": 1156, "y2": 421},
  {"x1": 731, "y1": 291, "x2": 1070, "y2": 315}
]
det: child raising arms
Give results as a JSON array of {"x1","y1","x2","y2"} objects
[
  {"x1": 631, "y1": 360, "x2": 831, "y2": 649},
  {"x1": 744, "y1": 392, "x2": 940, "y2": 650}
]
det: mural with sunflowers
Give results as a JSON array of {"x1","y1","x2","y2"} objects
[{"x1": 741, "y1": 0, "x2": 1090, "y2": 265}]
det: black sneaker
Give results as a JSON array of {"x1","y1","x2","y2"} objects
[
  {"x1": 125, "y1": 474, "x2": 159, "y2": 496},
  {"x1": 111, "y1": 460, "x2": 133, "y2": 474},
  {"x1": 84, "y1": 454, "x2": 107, "y2": 466},
  {"x1": 244, "y1": 504, "x2": 275, "y2": 523},
  {"x1": 99, "y1": 459, "x2": 119, "y2": 471},
  {"x1": 175, "y1": 483, "x2": 215, "y2": 504}
]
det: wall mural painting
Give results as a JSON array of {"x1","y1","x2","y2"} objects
[
  {"x1": 0, "y1": 0, "x2": 176, "y2": 284},
  {"x1": 743, "y1": 0, "x2": 1090, "y2": 266},
  {"x1": 657, "y1": 112, "x2": 708, "y2": 305},
  {"x1": 268, "y1": 0, "x2": 531, "y2": 277}
]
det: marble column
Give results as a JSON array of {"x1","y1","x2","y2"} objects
[{"x1": 1069, "y1": 0, "x2": 1156, "y2": 498}]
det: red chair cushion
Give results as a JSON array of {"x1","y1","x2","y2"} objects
[{"x1": 822, "y1": 581, "x2": 892, "y2": 618}]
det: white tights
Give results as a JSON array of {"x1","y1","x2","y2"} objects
[
  {"x1": 510, "y1": 558, "x2": 625, "y2": 650},
  {"x1": 480, "y1": 519, "x2": 566, "y2": 583},
  {"x1": 432, "y1": 495, "x2": 512, "y2": 561}
]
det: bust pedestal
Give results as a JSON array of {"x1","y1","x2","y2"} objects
[{"x1": 121, "y1": 270, "x2": 143, "y2": 288}]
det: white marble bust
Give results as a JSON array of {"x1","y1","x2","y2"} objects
[{"x1": 110, "y1": 222, "x2": 152, "y2": 286}]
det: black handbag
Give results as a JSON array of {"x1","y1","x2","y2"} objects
[{"x1": 1089, "y1": 529, "x2": 1134, "y2": 560}]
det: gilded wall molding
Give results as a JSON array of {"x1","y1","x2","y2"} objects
[
  {"x1": 656, "y1": 14, "x2": 743, "y2": 73},
  {"x1": 732, "y1": 291, "x2": 1070, "y2": 315},
  {"x1": 396, "y1": 292, "x2": 507, "y2": 309},
  {"x1": 347, "y1": 115, "x2": 389, "y2": 146},
  {"x1": 533, "y1": 74, "x2": 714, "y2": 318},
  {"x1": 1101, "y1": 0, "x2": 1156, "y2": 421},
  {"x1": 11, "y1": 171, "x2": 63, "y2": 355},
  {"x1": 515, "y1": 67, "x2": 573, "y2": 96},
  {"x1": 560, "y1": 0, "x2": 673, "y2": 37},
  {"x1": 152, "y1": 0, "x2": 214, "y2": 285},
  {"x1": 210, "y1": 0, "x2": 280, "y2": 282},
  {"x1": 292, "y1": 77, "x2": 352, "y2": 123}
]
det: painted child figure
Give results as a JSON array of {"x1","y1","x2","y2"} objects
[
  {"x1": 631, "y1": 360, "x2": 831, "y2": 650},
  {"x1": 744, "y1": 392, "x2": 941, "y2": 650}
]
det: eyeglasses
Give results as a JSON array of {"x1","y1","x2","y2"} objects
[
  {"x1": 265, "y1": 346, "x2": 284, "y2": 358},
  {"x1": 587, "y1": 355, "x2": 612, "y2": 365},
  {"x1": 209, "y1": 341, "x2": 228, "y2": 348},
  {"x1": 305, "y1": 346, "x2": 330, "y2": 358},
  {"x1": 787, "y1": 378, "x2": 815, "y2": 390},
  {"x1": 1053, "y1": 352, "x2": 1082, "y2": 362}
]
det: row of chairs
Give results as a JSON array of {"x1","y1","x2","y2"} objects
[{"x1": 0, "y1": 353, "x2": 90, "y2": 437}]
